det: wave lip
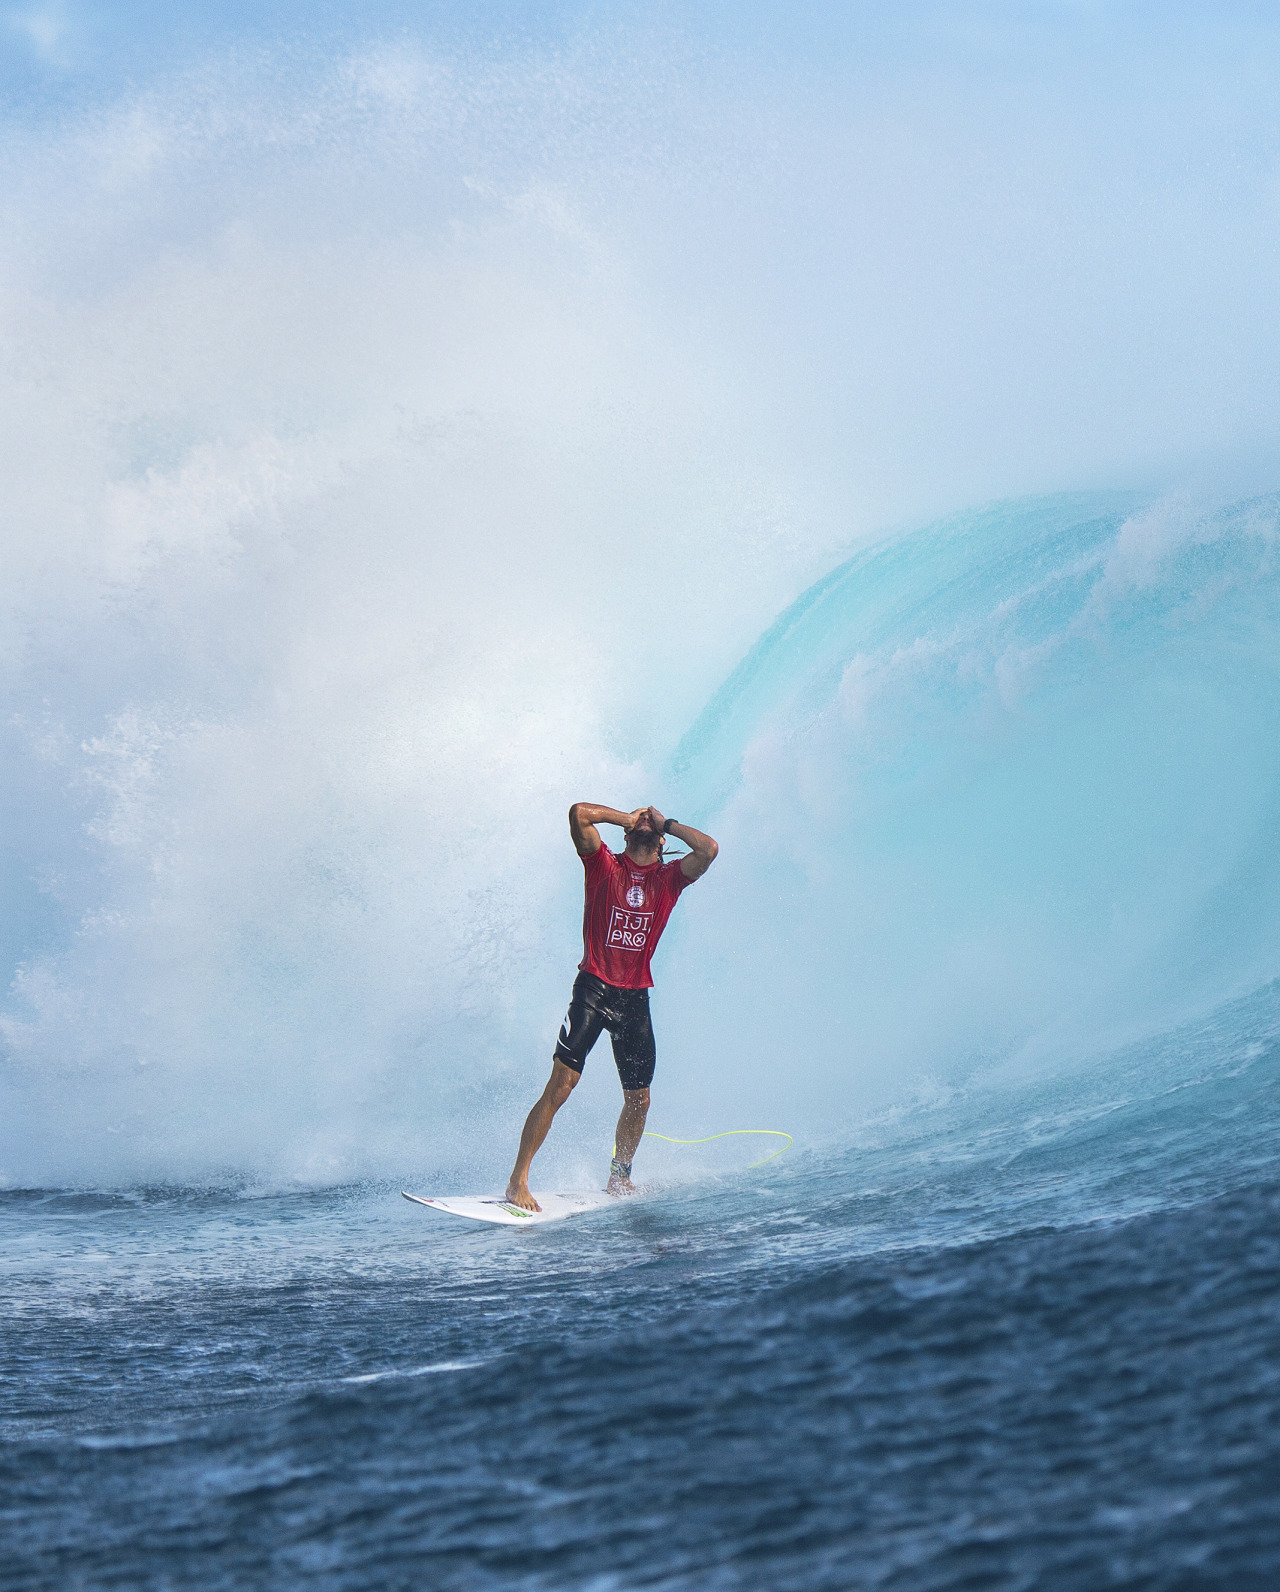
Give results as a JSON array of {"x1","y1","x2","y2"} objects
[{"x1": 669, "y1": 491, "x2": 1143, "y2": 817}]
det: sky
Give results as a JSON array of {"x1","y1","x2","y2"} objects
[{"x1": 8, "y1": 2, "x2": 1280, "y2": 536}]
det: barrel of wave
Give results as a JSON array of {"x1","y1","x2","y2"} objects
[{"x1": 655, "y1": 491, "x2": 1280, "y2": 1134}]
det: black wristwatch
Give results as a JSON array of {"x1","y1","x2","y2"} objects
[{"x1": 662, "y1": 818, "x2": 679, "y2": 834}]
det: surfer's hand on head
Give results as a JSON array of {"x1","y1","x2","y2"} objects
[
  {"x1": 624, "y1": 808, "x2": 646, "y2": 832},
  {"x1": 623, "y1": 807, "x2": 663, "y2": 855}
]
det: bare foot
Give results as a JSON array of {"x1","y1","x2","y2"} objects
[
  {"x1": 505, "y1": 1180, "x2": 541, "y2": 1212},
  {"x1": 606, "y1": 1173, "x2": 636, "y2": 1197}
]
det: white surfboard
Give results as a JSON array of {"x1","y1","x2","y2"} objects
[{"x1": 402, "y1": 1189, "x2": 616, "y2": 1226}]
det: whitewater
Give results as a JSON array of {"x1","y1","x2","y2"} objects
[{"x1": 6, "y1": 8, "x2": 1280, "y2": 1588}]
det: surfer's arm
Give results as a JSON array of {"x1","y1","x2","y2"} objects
[
  {"x1": 674, "y1": 823, "x2": 719, "y2": 881},
  {"x1": 646, "y1": 808, "x2": 718, "y2": 881},
  {"x1": 569, "y1": 803, "x2": 642, "y2": 857}
]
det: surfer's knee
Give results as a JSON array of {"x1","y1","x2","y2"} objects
[
  {"x1": 625, "y1": 1086, "x2": 650, "y2": 1112},
  {"x1": 546, "y1": 1062, "x2": 581, "y2": 1108}
]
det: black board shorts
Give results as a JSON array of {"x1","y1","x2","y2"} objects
[{"x1": 555, "y1": 971, "x2": 656, "y2": 1091}]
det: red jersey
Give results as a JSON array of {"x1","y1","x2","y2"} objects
[{"x1": 577, "y1": 843, "x2": 692, "y2": 990}]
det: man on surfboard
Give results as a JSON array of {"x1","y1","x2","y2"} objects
[{"x1": 505, "y1": 804, "x2": 719, "y2": 1212}]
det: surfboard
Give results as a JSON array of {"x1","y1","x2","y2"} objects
[{"x1": 401, "y1": 1189, "x2": 616, "y2": 1226}]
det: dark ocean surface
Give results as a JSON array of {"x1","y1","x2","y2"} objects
[{"x1": 5, "y1": 979, "x2": 1280, "y2": 1591}]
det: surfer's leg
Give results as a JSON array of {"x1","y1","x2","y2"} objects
[
  {"x1": 609, "y1": 1088, "x2": 650, "y2": 1195},
  {"x1": 506, "y1": 976, "x2": 607, "y2": 1211},
  {"x1": 608, "y1": 992, "x2": 656, "y2": 1194},
  {"x1": 506, "y1": 1059, "x2": 581, "y2": 1212}
]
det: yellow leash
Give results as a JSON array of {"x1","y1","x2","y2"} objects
[{"x1": 625, "y1": 1129, "x2": 793, "y2": 1169}]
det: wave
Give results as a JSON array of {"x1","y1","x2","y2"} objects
[
  {"x1": 656, "y1": 491, "x2": 1280, "y2": 1136},
  {"x1": 5, "y1": 484, "x2": 1280, "y2": 1189}
]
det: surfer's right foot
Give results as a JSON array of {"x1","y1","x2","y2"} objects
[{"x1": 505, "y1": 1180, "x2": 540, "y2": 1212}]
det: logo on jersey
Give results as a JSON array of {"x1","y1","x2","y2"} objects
[
  {"x1": 607, "y1": 906, "x2": 653, "y2": 951},
  {"x1": 625, "y1": 880, "x2": 646, "y2": 908}
]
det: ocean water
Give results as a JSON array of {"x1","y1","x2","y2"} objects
[
  {"x1": 6, "y1": 487, "x2": 1280, "y2": 1587},
  {"x1": 5, "y1": 977, "x2": 1280, "y2": 1590}
]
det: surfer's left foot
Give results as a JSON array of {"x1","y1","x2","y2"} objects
[{"x1": 607, "y1": 1156, "x2": 636, "y2": 1196}]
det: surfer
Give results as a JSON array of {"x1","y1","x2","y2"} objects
[{"x1": 505, "y1": 803, "x2": 719, "y2": 1211}]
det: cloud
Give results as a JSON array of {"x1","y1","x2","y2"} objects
[{"x1": 5, "y1": 1, "x2": 71, "y2": 64}]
